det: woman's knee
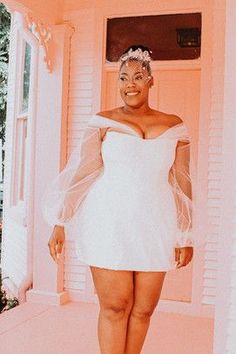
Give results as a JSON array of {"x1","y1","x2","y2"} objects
[
  {"x1": 100, "y1": 294, "x2": 133, "y2": 321},
  {"x1": 90, "y1": 267, "x2": 134, "y2": 321},
  {"x1": 130, "y1": 304, "x2": 156, "y2": 322}
]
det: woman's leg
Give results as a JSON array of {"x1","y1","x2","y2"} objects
[
  {"x1": 125, "y1": 271, "x2": 166, "y2": 354},
  {"x1": 90, "y1": 266, "x2": 134, "y2": 354}
]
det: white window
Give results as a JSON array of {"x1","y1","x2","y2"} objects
[
  {"x1": 8, "y1": 15, "x2": 38, "y2": 226},
  {"x1": 11, "y1": 40, "x2": 31, "y2": 208}
]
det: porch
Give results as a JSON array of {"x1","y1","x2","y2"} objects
[
  {"x1": 0, "y1": 301, "x2": 214, "y2": 354},
  {"x1": 1, "y1": 0, "x2": 236, "y2": 353}
]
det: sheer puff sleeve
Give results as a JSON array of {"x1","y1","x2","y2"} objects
[
  {"x1": 41, "y1": 124, "x2": 103, "y2": 227},
  {"x1": 168, "y1": 124, "x2": 193, "y2": 248}
]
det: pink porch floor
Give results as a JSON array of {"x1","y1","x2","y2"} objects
[{"x1": 0, "y1": 301, "x2": 214, "y2": 354}]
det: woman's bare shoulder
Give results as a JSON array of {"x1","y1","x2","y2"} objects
[
  {"x1": 96, "y1": 108, "x2": 120, "y2": 119},
  {"x1": 166, "y1": 113, "x2": 183, "y2": 126},
  {"x1": 153, "y1": 110, "x2": 183, "y2": 127},
  {"x1": 95, "y1": 110, "x2": 118, "y2": 140}
]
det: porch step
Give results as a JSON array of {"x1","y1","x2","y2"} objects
[{"x1": 0, "y1": 301, "x2": 214, "y2": 354}]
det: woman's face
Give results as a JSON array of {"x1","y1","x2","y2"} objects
[{"x1": 118, "y1": 60, "x2": 153, "y2": 109}]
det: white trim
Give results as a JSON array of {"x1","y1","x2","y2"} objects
[
  {"x1": 64, "y1": 6, "x2": 203, "y2": 20},
  {"x1": 104, "y1": 60, "x2": 201, "y2": 72},
  {"x1": 26, "y1": 289, "x2": 70, "y2": 305},
  {"x1": 9, "y1": 14, "x2": 39, "y2": 227},
  {"x1": 1, "y1": 11, "x2": 39, "y2": 301}
]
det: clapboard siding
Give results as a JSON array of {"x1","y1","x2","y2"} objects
[
  {"x1": 226, "y1": 190, "x2": 236, "y2": 353},
  {"x1": 203, "y1": 143, "x2": 222, "y2": 305},
  {"x1": 63, "y1": 9, "x2": 96, "y2": 301},
  {"x1": 202, "y1": 1, "x2": 226, "y2": 305},
  {"x1": 203, "y1": 127, "x2": 223, "y2": 305}
]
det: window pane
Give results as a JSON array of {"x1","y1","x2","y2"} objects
[
  {"x1": 19, "y1": 119, "x2": 27, "y2": 201},
  {"x1": 106, "y1": 13, "x2": 201, "y2": 61},
  {"x1": 11, "y1": 118, "x2": 27, "y2": 205},
  {"x1": 21, "y1": 42, "x2": 31, "y2": 112}
]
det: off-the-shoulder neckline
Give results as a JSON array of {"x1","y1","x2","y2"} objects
[{"x1": 93, "y1": 114, "x2": 184, "y2": 141}]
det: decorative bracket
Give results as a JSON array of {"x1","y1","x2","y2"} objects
[{"x1": 25, "y1": 13, "x2": 53, "y2": 73}]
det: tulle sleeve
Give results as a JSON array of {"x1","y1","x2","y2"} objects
[
  {"x1": 168, "y1": 124, "x2": 193, "y2": 248},
  {"x1": 41, "y1": 124, "x2": 103, "y2": 227}
]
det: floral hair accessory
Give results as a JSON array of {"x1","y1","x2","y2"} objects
[{"x1": 119, "y1": 48, "x2": 152, "y2": 63}]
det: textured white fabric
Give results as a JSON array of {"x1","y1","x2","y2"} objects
[
  {"x1": 41, "y1": 126, "x2": 103, "y2": 226},
  {"x1": 41, "y1": 114, "x2": 193, "y2": 271}
]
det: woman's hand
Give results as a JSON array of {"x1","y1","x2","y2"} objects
[
  {"x1": 175, "y1": 247, "x2": 193, "y2": 269},
  {"x1": 48, "y1": 225, "x2": 65, "y2": 264}
]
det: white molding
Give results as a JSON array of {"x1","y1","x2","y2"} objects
[
  {"x1": 104, "y1": 60, "x2": 201, "y2": 72},
  {"x1": 158, "y1": 300, "x2": 214, "y2": 318},
  {"x1": 25, "y1": 13, "x2": 53, "y2": 72},
  {"x1": 26, "y1": 289, "x2": 70, "y2": 305},
  {"x1": 64, "y1": 4, "x2": 203, "y2": 19},
  {"x1": 2, "y1": 2, "x2": 54, "y2": 72}
]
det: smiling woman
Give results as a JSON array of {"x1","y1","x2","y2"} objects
[
  {"x1": 44, "y1": 44, "x2": 193, "y2": 354},
  {"x1": 118, "y1": 45, "x2": 153, "y2": 110}
]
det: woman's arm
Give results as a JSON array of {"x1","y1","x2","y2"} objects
[
  {"x1": 169, "y1": 139, "x2": 193, "y2": 248},
  {"x1": 41, "y1": 126, "x2": 103, "y2": 227}
]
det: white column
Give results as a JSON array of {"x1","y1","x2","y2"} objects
[
  {"x1": 26, "y1": 23, "x2": 74, "y2": 305},
  {"x1": 213, "y1": 0, "x2": 236, "y2": 353}
]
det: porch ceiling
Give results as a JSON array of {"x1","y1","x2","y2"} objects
[{"x1": 3, "y1": 0, "x2": 65, "y2": 24}]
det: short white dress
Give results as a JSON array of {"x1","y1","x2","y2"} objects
[{"x1": 42, "y1": 114, "x2": 193, "y2": 271}]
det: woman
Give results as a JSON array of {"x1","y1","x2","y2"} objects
[{"x1": 44, "y1": 45, "x2": 194, "y2": 354}]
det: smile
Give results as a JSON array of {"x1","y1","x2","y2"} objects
[{"x1": 126, "y1": 92, "x2": 139, "y2": 96}]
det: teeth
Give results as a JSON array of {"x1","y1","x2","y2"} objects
[{"x1": 126, "y1": 92, "x2": 139, "y2": 96}]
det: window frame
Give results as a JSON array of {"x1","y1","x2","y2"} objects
[{"x1": 9, "y1": 21, "x2": 39, "y2": 226}]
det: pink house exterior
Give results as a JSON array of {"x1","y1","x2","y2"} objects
[{"x1": 0, "y1": 0, "x2": 236, "y2": 353}]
